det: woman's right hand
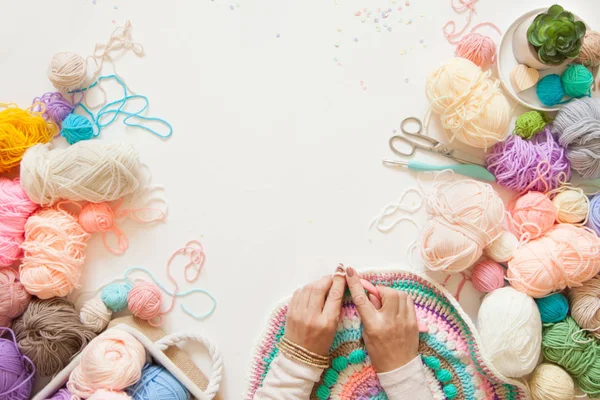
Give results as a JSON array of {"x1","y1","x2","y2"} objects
[{"x1": 345, "y1": 267, "x2": 419, "y2": 373}]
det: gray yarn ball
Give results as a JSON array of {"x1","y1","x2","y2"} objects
[{"x1": 553, "y1": 97, "x2": 600, "y2": 179}]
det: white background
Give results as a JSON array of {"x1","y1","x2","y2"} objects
[{"x1": 1, "y1": 0, "x2": 598, "y2": 397}]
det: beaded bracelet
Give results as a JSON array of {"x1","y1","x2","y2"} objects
[{"x1": 277, "y1": 338, "x2": 330, "y2": 369}]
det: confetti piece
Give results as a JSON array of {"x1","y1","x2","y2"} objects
[
  {"x1": 360, "y1": 80, "x2": 364, "y2": 85},
  {"x1": 230, "y1": 5, "x2": 234, "y2": 10},
  {"x1": 276, "y1": 33, "x2": 280, "y2": 38},
  {"x1": 392, "y1": 0, "x2": 397, "y2": 3},
  {"x1": 112, "y1": 20, "x2": 116, "y2": 24},
  {"x1": 337, "y1": 61, "x2": 343, "y2": 66},
  {"x1": 399, "y1": 18, "x2": 403, "y2": 22},
  {"x1": 355, "y1": 11, "x2": 362, "y2": 16},
  {"x1": 337, "y1": 27, "x2": 343, "y2": 32},
  {"x1": 113, "y1": 5, "x2": 118, "y2": 10},
  {"x1": 334, "y1": 57, "x2": 338, "y2": 62},
  {"x1": 398, "y1": 6, "x2": 402, "y2": 10},
  {"x1": 236, "y1": 3, "x2": 240, "y2": 7},
  {"x1": 374, "y1": 18, "x2": 379, "y2": 23},
  {"x1": 362, "y1": 86, "x2": 368, "y2": 91},
  {"x1": 308, "y1": 219, "x2": 313, "y2": 224},
  {"x1": 92, "y1": 0, "x2": 96, "y2": 4},
  {"x1": 334, "y1": 42, "x2": 340, "y2": 48},
  {"x1": 405, "y1": 78, "x2": 409, "y2": 83},
  {"x1": 420, "y1": 12, "x2": 424, "y2": 17},
  {"x1": 353, "y1": 37, "x2": 359, "y2": 42},
  {"x1": 420, "y1": 39, "x2": 424, "y2": 43},
  {"x1": 405, "y1": 0, "x2": 410, "y2": 5},
  {"x1": 361, "y1": 18, "x2": 366, "y2": 23},
  {"x1": 388, "y1": 27, "x2": 392, "y2": 32},
  {"x1": 393, "y1": 129, "x2": 397, "y2": 133}
]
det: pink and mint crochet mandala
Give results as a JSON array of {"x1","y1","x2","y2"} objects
[{"x1": 246, "y1": 270, "x2": 530, "y2": 400}]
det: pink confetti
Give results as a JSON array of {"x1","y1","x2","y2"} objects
[
  {"x1": 355, "y1": 11, "x2": 362, "y2": 16},
  {"x1": 112, "y1": 20, "x2": 116, "y2": 23}
]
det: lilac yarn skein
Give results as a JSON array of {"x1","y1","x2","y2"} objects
[
  {"x1": 486, "y1": 127, "x2": 571, "y2": 193},
  {"x1": 31, "y1": 92, "x2": 75, "y2": 126},
  {"x1": 46, "y1": 388, "x2": 72, "y2": 400},
  {"x1": 0, "y1": 328, "x2": 35, "y2": 400}
]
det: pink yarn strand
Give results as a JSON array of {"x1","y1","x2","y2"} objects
[
  {"x1": 442, "y1": 272, "x2": 471, "y2": 301},
  {"x1": 163, "y1": 240, "x2": 206, "y2": 316},
  {"x1": 443, "y1": 0, "x2": 501, "y2": 44}
]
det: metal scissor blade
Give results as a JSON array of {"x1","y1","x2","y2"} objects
[{"x1": 446, "y1": 149, "x2": 486, "y2": 167}]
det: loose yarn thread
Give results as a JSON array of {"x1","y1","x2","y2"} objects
[
  {"x1": 529, "y1": 363, "x2": 575, "y2": 400},
  {"x1": 568, "y1": 275, "x2": 600, "y2": 339},
  {"x1": 507, "y1": 191, "x2": 557, "y2": 242},
  {"x1": 535, "y1": 293, "x2": 569, "y2": 323},
  {"x1": 513, "y1": 111, "x2": 550, "y2": 140},
  {"x1": 0, "y1": 267, "x2": 31, "y2": 328},
  {"x1": 126, "y1": 363, "x2": 190, "y2": 400},
  {"x1": 0, "y1": 327, "x2": 35, "y2": 400}
]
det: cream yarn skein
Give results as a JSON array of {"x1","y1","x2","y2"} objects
[
  {"x1": 529, "y1": 363, "x2": 575, "y2": 400},
  {"x1": 80, "y1": 298, "x2": 113, "y2": 334},
  {"x1": 48, "y1": 52, "x2": 88, "y2": 92},
  {"x1": 568, "y1": 275, "x2": 600, "y2": 339},
  {"x1": 484, "y1": 231, "x2": 519, "y2": 263},
  {"x1": 552, "y1": 188, "x2": 589, "y2": 225}
]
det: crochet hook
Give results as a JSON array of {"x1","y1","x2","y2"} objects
[{"x1": 382, "y1": 159, "x2": 496, "y2": 182}]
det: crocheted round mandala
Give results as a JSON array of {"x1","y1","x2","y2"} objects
[{"x1": 246, "y1": 270, "x2": 530, "y2": 400}]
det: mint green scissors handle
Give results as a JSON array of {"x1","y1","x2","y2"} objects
[{"x1": 383, "y1": 159, "x2": 496, "y2": 182}]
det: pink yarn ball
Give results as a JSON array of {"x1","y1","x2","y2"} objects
[
  {"x1": 0, "y1": 178, "x2": 38, "y2": 267},
  {"x1": 79, "y1": 202, "x2": 115, "y2": 233},
  {"x1": 88, "y1": 389, "x2": 132, "y2": 400},
  {"x1": 508, "y1": 191, "x2": 556, "y2": 241},
  {"x1": 0, "y1": 267, "x2": 31, "y2": 327},
  {"x1": 471, "y1": 261, "x2": 505, "y2": 293},
  {"x1": 455, "y1": 33, "x2": 496, "y2": 67},
  {"x1": 127, "y1": 281, "x2": 162, "y2": 321}
]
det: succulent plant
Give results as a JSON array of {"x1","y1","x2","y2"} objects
[{"x1": 527, "y1": 4, "x2": 586, "y2": 65}]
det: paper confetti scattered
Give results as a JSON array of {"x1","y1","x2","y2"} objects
[
  {"x1": 353, "y1": 37, "x2": 359, "y2": 42},
  {"x1": 360, "y1": 81, "x2": 368, "y2": 91},
  {"x1": 337, "y1": 27, "x2": 343, "y2": 32},
  {"x1": 113, "y1": 5, "x2": 118, "y2": 10},
  {"x1": 335, "y1": 42, "x2": 340, "y2": 48},
  {"x1": 276, "y1": 33, "x2": 280, "y2": 38}
]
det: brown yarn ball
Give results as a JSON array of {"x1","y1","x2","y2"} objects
[
  {"x1": 576, "y1": 31, "x2": 600, "y2": 68},
  {"x1": 12, "y1": 297, "x2": 97, "y2": 376}
]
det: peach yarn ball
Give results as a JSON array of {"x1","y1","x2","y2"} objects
[
  {"x1": 78, "y1": 202, "x2": 115, "y2": 233},
  {"x1": 0, "y1": 267, "x2": 31, "y2": 327},
  {"x1": 471, "y1": 261, "x2": 505, "y2": 293},
  {"x1": 128, "y1": 281, "x2": 162, "y2": 321},
  {"x1": 508, "y1": 191, "x2": 556, "y2": 241},
  {"x1": 455, "y1": 33, "x2": 496, "y2": 67}
]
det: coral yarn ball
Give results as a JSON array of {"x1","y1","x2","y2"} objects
[
  {"x1": 455, "y1": 33, "x2": 496, "y2": 67},
  {"x1": 79, "y1": 202, "x2": 115, "y2": 233},
  {"x1": 508, "y1": 191, "x2": 556, "y2": 241},
  {"x1": 471, "y1": 261, "x2": 505, "y2": 293},
  {"x1": 127, "y1": 281, "x2": 162, "y2": 321}
]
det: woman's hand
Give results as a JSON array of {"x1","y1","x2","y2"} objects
[
  {"x1": 345, "y1": 267, "x2": 419, "y2": 373},
  {"x1": 284, "y1": 274, "x2": 346, "y2": 356}
]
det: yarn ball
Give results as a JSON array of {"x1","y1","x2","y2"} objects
[
  {"x1": 471, "y1": 260, "x2": 505, "y2": 293},
  {"x1": 19, "y1": 207, "x2": 90, "y2": 299},
  {"x1": 101, "y1": 282, "x2": 133, "y2": 313},
  {"x1": 47, "y1": 388, "x2": 72, "y2": 400},
  {"x1": 67, "y1": 329, "x2": 146, "y2": 398},
  {"x1": 529, "y1": 363, "x2": 575, "y2": 400},
  {"x1": 562, "y1": 63, "x2": 593, "y2": 98},
  {"x1": 508, "y1": 224, "x2": 600, "y2": 297},
  {"x1": 32, "y1": 92, "x2": 74, "y2": 126},
  {"x1": 80, "y1": 298, "x2": 113, "y2": 334},
  {"x1": 79, "y1": 202, "x2": 115, "y2": 234},
  {"x1": 12, "y1": 298, "x2": 96, "y2": 376},
  {"x1": 61, "y1": 113, "x2": 95, "y2": 145},
  {"x1": 568, "y1": 275, "x2": 600, "y2": 339},
  {"x1": 20, "y1": 141, "x2": 142, "y2": 206},
  {"x1": 128, "y1": 281, "x2": 162, "y2": 322},
  {"x1": 537, "y1": 74, "x2": 565, "y2": 107},
  {"x1": 552, "y1": 188, "x2": 589, "y2": 224},
  {"x1": 420, "y1": 179, "x2": 504, "y2": 273},
  {"x1": 48, "y1": 52, "x2": 88, "y2": 92},
  {"x1": 477, "y1": 287, "x2": 542, "y2": 378},
  {"x1": 483, "y1": 231, "x2": 518, "y2": 263},
  {"x1": 513, "y1": 111, "x2": 550, "y2": 140},
  {"x1": 508, "y1": 191, "x2": 556, "y2": 241},
  {"x1": 542, "y1": 317, "x2": 600, "y2": 397},
  {"x1": 0, "y1": 106, "x2": 57, "y2": 173},
  {"x1": 0, "y1": 328, "x2": 34, "y2": 400},
  {"x1": 454, "y1": 33, "x2": 496, "y2": 68},
  {"x1": 587, "y1": 193, "x2": 600, "y2": 235},
  {"x1": 126, "y1": 363, "x2": 191, "y2": 400},
  {"x1": 535, "y1": 293, "x2": 569, "y2": 323},
  {"x1": 425, "y1": 57, "x2": 511, "y2": 149},
  {"x1": 553, "y1": 97, "x2": 600, "y2": 179},
  {"x1": 576, "y1": 31, "x2": 600, "y2": 68},
  {"x1": 486, "y1": 127, "x2": 571, "y2": 193},
  {"x1": 0, "y1": 267, "x2": 31, "y2": 328},
  {"x1": 0, "y1": 178, "x2": 38, "y2": 267},
  {"x1": 88, "y1": 390, "x2": 132, "y2": 400}
]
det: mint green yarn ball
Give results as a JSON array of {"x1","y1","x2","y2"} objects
[
  {"x1": 537, "y1": 74, "x2": 565, "y2": 106},
  {"x1": 101, "y1": 282, "x2": 133, "y2": 312},
  {"x1": 535, "y1": 293, "x2": 569, "y2": 323},
  {"x1": 332, "y1": 356, "x2": 348, "y2": 371},
  {"x1": 348, "y1": 349, "x2": 366, "y2": 364},
  {"x1": 316, "y1": 384, "x2": 330, "y2": 400},
  {"x1": 423, "y1": 355, "x2": 441, "y2": 370},
  {"x1": 323, "y1": 369, "x2": 339, "y2": 387},
  {"x1": 436, "y1": 369, "x2": 452, "y2": 383},
  {"x1": 562, "y1": 64, "x2": 593, "y2": 98},
  {"x1": 444, "y1": 383, "x2": 458, "y2": 399}
]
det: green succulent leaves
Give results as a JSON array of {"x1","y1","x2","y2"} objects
[{"x1": 527, "y1": 4, "x2": 586, "y2": 65}]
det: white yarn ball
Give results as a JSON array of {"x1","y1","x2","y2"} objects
[
  {"x1": 80, "y1": 298, "x2": 113, "y2": 334},
  {"x1": 484, "y1": 231, "x2": 518, "y2": 263},
  {"x1": 48, "y1": 52, "x2": 88, "y2": 92},
  {"x1": 552, "y1": 188, "x2": 589, "y2": 224},
  {"x1": 477, "y1": 287, "x2": 542, "y2": 378},
  {"x1": 529, "y1": 363, "x2": 575, "y2": 400},
  {"x1": 20, "y1": 142, "x2": 142, "y2": 206}
]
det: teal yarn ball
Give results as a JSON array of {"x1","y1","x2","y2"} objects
[
  {"x1": 127, "y1": 363, "x2": 190, "y2": 400},
  {"x1": 537, "y1": 74, "x2": 565, "y2": 106},
  {"x1": 101, "y1": 282, "x2": 133, "y2": 312},
  {"x1": 535, "y1": 293, "x2": 569, "y2": 323},
  {"x1": 562, "y1": 64, "x2": 593, "y2": 98},
  {"x1": 60, "y1": 113, "x2": 94, "y2": 144}
]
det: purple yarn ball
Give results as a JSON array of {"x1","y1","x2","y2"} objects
[
  {"x1": 0, "y1": 328, "x2": 35, "y2": 400},
  {"x1": 46, "y1": 388, "x2": 71, "y2": 400},
  {"x1": 32, "y1": 92, "x2": 75, "y2": 126},
  {"x1": 486, "y1": 127, "x2": 571, "y2": 193}
]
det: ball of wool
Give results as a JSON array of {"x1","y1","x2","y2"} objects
[
  {"x1": 561, "y1": 63, "x2": 593, "y2": 98},
  {"x1": 0, "y1": 328, "x2": 35, "y2": 400},
  {"x1": 47, "y1": 388, "x2": 72, "y2": 400},
  {"x1": 128, "y1": 281, "x2": 162, "y2": 322},
  {"x1": 542, "y1": 317, "x2": 600, "y2": 397},
  {"x1": 477, "y1": 287, "x2": 542, "y2": 378},
  {"x1": 20, "y1": 141, "x2": 142, "y2": 206},
  {"x1": 67, "y1": 329, "x2": 146, "y2": 398},
  {"x1": 101, "y1": 282, "x2": 133, "y2": 312},
  {"x1": 425, "y1": 57, "x2": 511, "y2": 150},
  {"x1": 529, "y1": 363, "x2": 575, "y2": 400},
  {"x1": 535, "y1": 293, "x2": 569, "y2": 323},
  {"x1": 454, "y1": 33, "x2": 496, "y2": 68},
  {"x1": 568, "y1": 275, "x2": 600, "y2": 339},
  {"x1": 486, "y1": 127, "x2": 571, "y2": 193},
  {"x1": 12, "y1": 298, "x2": 97, "y2": 376},
  {"x1": 471, "y1": 260, "x2": 505, "y2": 293},
  {"x1": 576, "y1": 31, "x2": 600, "y2": 68},
  {"x1": 19, "y1": 207, "x2": 90, "y2": 299},
  {"x1": 61, "y1": 113, "x2": 95, "y2": 145},
  {"x1": 552, "y1": 188, "x2": 589, "y2": 224},
  {"x1": 586, "y1": 193, "x2": 600, "y2": 235},
  {"x1": 126, "y1": 363, "x2": 191, "y2": 400},
  {"x1": 552, "y1": 97, "x2": 600, "y2": 179},
  {"x1": 537, "y1": 74, "x2": 565, "y2": 107},
  {"x1": 508, "y1": 224, "x2": 600, "y2": 297},
  {"x1": 508, "y1": 191, "x2": 557, "y2": 241},
  {"x1": 483, "y1": 231, "x2": 518, "y2": 263},
  {"x1": 0, "y1": 178, "x2": 38, "y2": 267},
  {"x1": 513, "y1": 111, "x2": 550, "y2": 140},
  {"x1": 80, "y1": 298, "x2": 113, "y2": 334},
  {"x1": 420, "y1": 179, "x2": 504, "y2": 273},
  {"x1": 32, "y1": 92, "x2": 74, "y2": 126},
  {"x1": 0, "y1": 267, "x2": 31, "y2": 327},
  {"x1": 88, "y1": 390, "x2": 132, "y2": 400},
  {"x1": 48, "y1": 52, "x2": 88, "y2": 92},
  {"x1": 79, "y1": 202, "x2": 116, "y2": 233}
]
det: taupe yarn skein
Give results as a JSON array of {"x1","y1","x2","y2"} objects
[{"x1": 12, "y1": 298, "x2": 97, "y2": 376}]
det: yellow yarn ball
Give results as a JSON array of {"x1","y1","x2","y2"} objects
[
  {"x1": 552, "y1": 188, "x2": 589, "y2": 225},
  {"x1": 426, "y1": 57, "x2": 511, "y2": 150},
  {"x1": 529, "y1": 363, "x2": 575, "y2": 400}
]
